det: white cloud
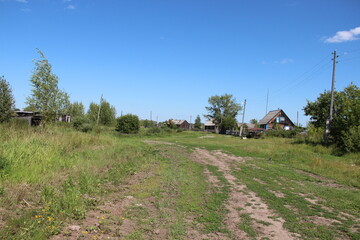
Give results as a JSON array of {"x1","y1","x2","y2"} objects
[
  {"x1": 262, "y1": 58, "x2": 294, "y2": 65},
  {"x1": 275, "y1": 58, "x2": 294, "y2": 64},
  {"x1": 63, "y1": 0, "x2": 71, "y2": 2},
  {"x1": 21, "y1": 8, "x2": 31, "y2": 12},
  {"x1": 66, "y1": 4, "x2": 75, "y2": 10},
  {"x1": 325, "y1": 27, "x2": 360, "y2": 43},
  {"x1": 15, "y1": 0, "x2": 28, "y2": 3}
]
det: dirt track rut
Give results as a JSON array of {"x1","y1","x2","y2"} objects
[{"x1": 192, "y1": 148, "x2": 295, "y2": 240}]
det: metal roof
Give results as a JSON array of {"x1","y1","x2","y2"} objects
[
  {"x1": 258, "y1": 110, "x2": 281, "y2": 125},
  {"x1": 204, "y1": 120, "x2": 215, "y2": 126}
]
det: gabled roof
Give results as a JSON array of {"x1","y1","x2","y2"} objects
[
  {"x1": 171, "y1": 119, "x2": 187, "y2": 125},
  {"x1": 259, "y1": 109, "x2": 295, "y2": 126},
  {"x1": 259, "y1": 110, "x2": 282, "y2": 125}
]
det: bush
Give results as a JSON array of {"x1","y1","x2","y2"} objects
[
  {"x1": 304, "y1": 124, "x2": 324, "y2": 145},
  {"x1": 341, "y1": 126, "x2": 360, "y2": 153},
  {"x1": 116, "y1": 114, "x2": 140, "y2": 134},
  {"x1": 72, "y1": 116, "x2": 93, "y2": 132},
  {"x1": 264, "y1": 130, "x2": 297, "y2": 138}
]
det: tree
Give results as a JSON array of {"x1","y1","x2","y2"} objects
[
  {"x1": 26, "y1": 49, "x2": 70, "y2": 123},
  {"x1": 67, "y1": 101, "x2": 85, "y2": 119},
  {"x1": 205, "y1": 94, "x2": 241, "y2": 133},
  {"x1": 0, "y1": 76, "x2": 15, "y2": 123},
  {"x1": 116, "y1": 114, "x2": 140, "y2": 134},
  {"x1": 250, "y1": 119, "x2": 259, "y2": 128},
  {"x1": 99, "y1": 100, "x2": 116, "y2": 126},
  {"x1": 194, "y1": 115, "x2": 202, "y2": 129},
  {"x1": 304, "y1": 83, "x2": 360, "y2": 152},
  {"x1": 141, "y1": 119, "x2": 156, "y2": 128},
  {"x1": 87, "y1": 102, "x2": 99, "y2": 123},
  {"x1": 87, "y1": 100, "x2": 116, "y2": 126}
]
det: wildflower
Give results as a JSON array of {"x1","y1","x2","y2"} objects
[
  {"x1": 82, "y1": 231, "x2": 88, "y2": 234},
  {"x1": 100, "y1": 216, "x2": 105, "y2": 220},
  {"x1": 121, "y1": 217, "x2": 125, "y2": 220}
]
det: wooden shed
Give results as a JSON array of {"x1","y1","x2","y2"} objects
[{"x1": 14, "y1": 111, "x2": 43, "y2": 126}]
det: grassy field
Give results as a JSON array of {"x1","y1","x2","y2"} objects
[{"x1": 0, "y1": 125, "x2": 359, "y2": 239}]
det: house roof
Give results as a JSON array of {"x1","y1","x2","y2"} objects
[
  {"x1": 204, "y1": 120, "x2": 215, "y2": 126},
  {"x1": 259, "y1": 110, "x2": 282, "y2": 125},
  {"x1": 171, "y1": 119, "x2": 187, "y2": 125}
]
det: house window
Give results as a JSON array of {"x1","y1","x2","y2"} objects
[{"x1": 276, "y1": 117, "x2": 285, "y2": 123}]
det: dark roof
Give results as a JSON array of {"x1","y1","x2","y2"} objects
[{"x1": 259, "y1": 110, "x2": 281, "y2": 125}]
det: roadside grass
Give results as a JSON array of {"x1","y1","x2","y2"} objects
[
  {"x1": 0, "y1": 124, "x2": 158, "y2": 239},
  {"x1": 232, "y1": 158, "x2": 360, "y2": 239},
  {"x1": 152, "y1": 131, "x2": 360, "y2": 187}
]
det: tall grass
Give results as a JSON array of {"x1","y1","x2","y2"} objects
[{"x1": 0, "y1": 123, "x2": 158, "y2": 239}]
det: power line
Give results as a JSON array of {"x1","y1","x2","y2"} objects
[
  {"x1": 271, "y1": 60, "x2": 332, "y2": 98},
  {"x1": 271, "y1": 53, "x2": 332, "y2": 97}
]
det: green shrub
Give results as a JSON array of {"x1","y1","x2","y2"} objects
[
  {"x1": 72, "y1": 116, "x2": 93, "y2": 132},
  {"x1": 264, "y1": 130, "x2": 297, "y2": 138},
  {"x1": 341, "y1": 126, "x2": 360, "y2": 153},
  {"x1": 305, "y1": 124, "x2": 324, "y2": 145},
  {"x1": 116, "y1": 114, "x2": 140, "y2": 134}
]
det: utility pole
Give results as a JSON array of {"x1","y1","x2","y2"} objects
[
  {"x1": 189, "y1": 115, "x2": 192, "y2": 130},
  {"x1": 96, "y1": 94, "x2": 103, "y2": 125},
  {"x1": 239, "y1": 99, "x2": 247, "y2": 137},
  {"x1": 325, "y1": 51, "x2": 338, "y2": 145},
  {"x1": 150, "y1": 111, "x2": 152, "y2": 122},
  {"x1": 297, "y1": 111, "x2": 299, "y2": 127},
  {"x1": 265, "y1": 88, "x2": 269, "y2": 115}
]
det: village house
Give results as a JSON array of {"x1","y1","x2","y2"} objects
[
  {"x1": 259, "y1": 109, "x2": 295, "y2": 130},
  {"x1": 171, "y1": 119, "x2": 190, "y2": 130}
]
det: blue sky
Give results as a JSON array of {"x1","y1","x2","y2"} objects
[{"x1": 1, "y1": 0, "x2": 359, "y2": 125}]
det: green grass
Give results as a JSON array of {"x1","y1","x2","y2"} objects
[
  {"x1": 239, "y1": 213, "x2": 257, "y2": 238},
  {"x1": 232, "y1": 158, "x2": 359, "y2": 239},
  {"x1": 152, "y1": 131, "x2": 360, "y2": 187},
  {"x1": 0, "y1": 124, "x2": 159, "y2": 239},
  {"x1": 1, "y1": 126, "x2": 359, "y2": 239},
  {"x1": 124, "y1": 144, "x2": 232, "y2": 239}
]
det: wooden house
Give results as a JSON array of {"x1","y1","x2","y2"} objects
[
  {"x1": 259, "y1": 109, "x2": 295, "y2": 130},
  {"x1": 171, "y1": 119, "x2": 190, "y2": 130}
]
